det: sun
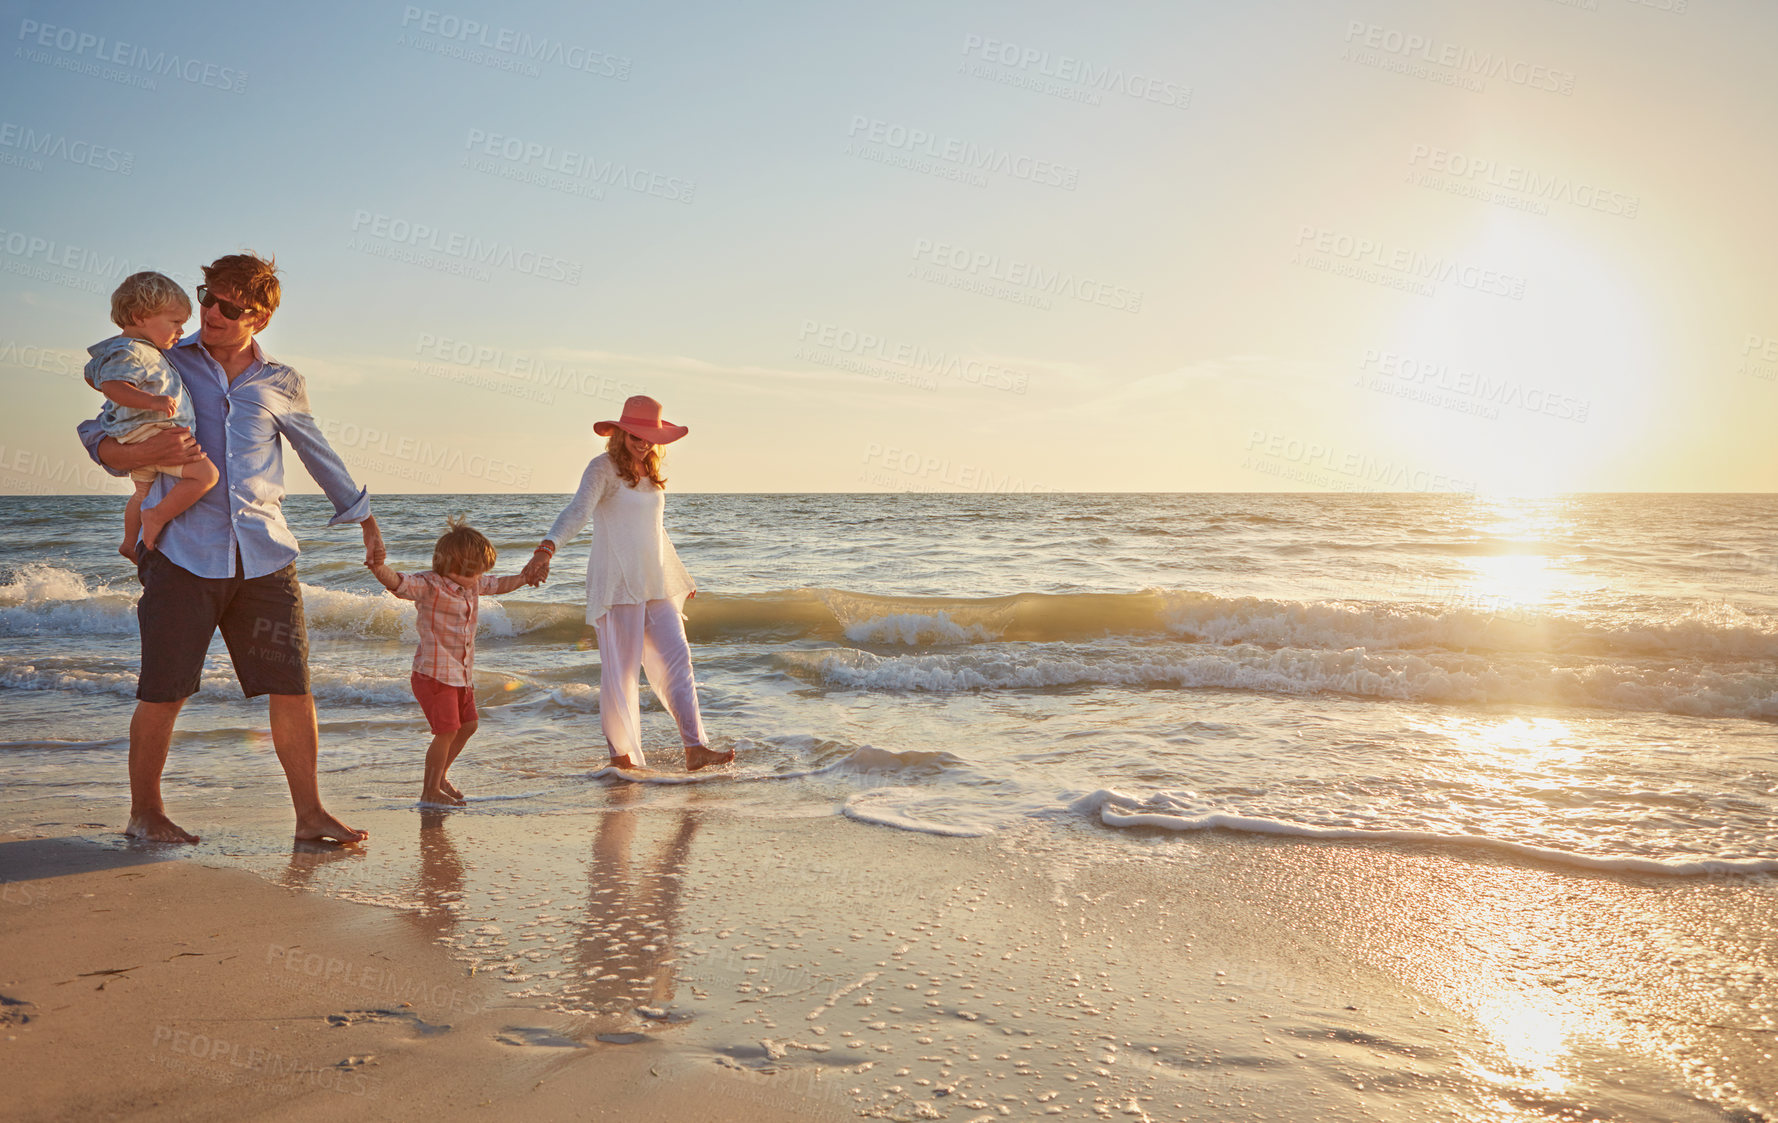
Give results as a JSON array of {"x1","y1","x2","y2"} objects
[{"x1": 1381, "y1": 212, "x2": 1659, "y2": 496}]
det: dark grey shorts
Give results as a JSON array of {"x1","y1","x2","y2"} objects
[{"x1": 134, "y1": 545, "x2": 310, "y2": 702}]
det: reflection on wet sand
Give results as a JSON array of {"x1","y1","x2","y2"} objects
[
  {"x1": 409, "y1": 808, "x2": 466, "y2": 943},
  {"x1": 563, "y1": 787, "x2": 700, "y2": 1017},
  {"x1": 281, "y1": 838, "x2": 364, "y2": 890}
]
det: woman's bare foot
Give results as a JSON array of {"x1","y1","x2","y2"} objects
[
  {"x1": 294, "y1": 811, "x2": 368, "y2": 844},
  {"x1": 124, "y1": 811, "x2": 199, "y2": 843},
  {"x1": 608, "y1": 755, "x2": 636, "y2": 771},
  {"x1": 685, "y1": 744, "x2": 734, "y2": 772},
  {"x1": 141, "y1": 507, "x2": 170, "y2": 552}
]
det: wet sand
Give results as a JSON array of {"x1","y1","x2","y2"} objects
[
  {"x1": 0, "y1": 832, "x2": 826, "y2": 1122},
  {"x1": 3, "y1": 808, "x2": 1772, "y2": 1121}
]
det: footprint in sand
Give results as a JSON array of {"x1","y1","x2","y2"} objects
[
  {"x1": 324, "y1": 1008, "x2": 451, "y2": 1036},
  {"x1": 495, "y1": 1026, "x2": 587, "y2": 1048}
]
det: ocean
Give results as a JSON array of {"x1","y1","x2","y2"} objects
[{"x1": 3, "y1": 490, "x2": 1775, "y2": 1119}]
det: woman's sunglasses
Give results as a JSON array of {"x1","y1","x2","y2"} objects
[{"x1": 196, "y1": 285, "x2": 254, "y2": 321}]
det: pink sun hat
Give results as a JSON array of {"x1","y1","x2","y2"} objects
[{"x1": 593, "y1": 395, "x2": 689, "y2": 444}]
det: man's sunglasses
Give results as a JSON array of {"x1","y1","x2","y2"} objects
[{"x1": 196, "y1": 285, "x2": 254, "y2": 321}]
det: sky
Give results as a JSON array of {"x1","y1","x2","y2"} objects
[{"x1": 1, "y1": 0, "x2": 1774, "y2": 496}]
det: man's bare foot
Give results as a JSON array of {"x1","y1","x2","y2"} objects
[
  {"x1": 294, "y1": 811, "x2": 368, "y2": 844},
  {"x1": 124, "y1": 811, "x2": 199, "y2": 843},
  {"x1": 118, "y1": 541, "x2": 138, "y2": 560},
  {"x1": 685, "y1": 744, "x2": 735, "y2": 772},
  {"x1": 441, "y1": 779, "x2": 464, "y2": 801},
  {"x1": 141, "y1": 508, "x2": 170, "y2": 552},
  {"x1": 420, "y1": 787, "x2": 465, "y2": 807}
]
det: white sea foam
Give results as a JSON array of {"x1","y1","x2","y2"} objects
[
  {"x1": 0, "y1": 565, "x2": 530, "y2": 641},
  {"x1": 0, "y1": 565, "x2": 136, "y2": 635},
  {"x1": 301, "y1": 583, "x2": 519, "y2": 640},
  {"x1": 586, "y1": 764, "x2": 727, "y2": 785},
  {"x1": 842, "y1": 611, "x2": 995, "y2": 646},
  {"x1": 0, "y1": 655, "x2": 417, "y2": 707},
  {"x1": 1159, "y1": 590, "x2": 1778, "y2": 661},
  {"x1": 841, "y1": 787, "x2": 1004, "y2": 837},
  {"x1": 779, "y1": 645, "x2": 1778, "y2": 721},
  {"x1": 6, "y1": 559, "x2": 1774, "y2": 665},
  {"x1": 1069, "y1": 789, "x2": 1778, "y2": 877}
]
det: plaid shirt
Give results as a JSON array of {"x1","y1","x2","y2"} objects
[{"x1": 392, "y1": 572, "x2": 500, "y2": 686}]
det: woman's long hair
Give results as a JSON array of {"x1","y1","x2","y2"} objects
[{"x1": 607, "y1": 431, "x2": 667, "y2": 488}]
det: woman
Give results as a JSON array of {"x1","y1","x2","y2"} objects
[{"x1": 524, "y1": 396, "x2": 732, "y2": 772}]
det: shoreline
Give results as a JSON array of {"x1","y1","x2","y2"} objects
[{"x1": 6, "y1": 809, "x2": 1772, "y2": 1121}]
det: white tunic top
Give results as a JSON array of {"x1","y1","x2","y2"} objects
[{"x1": 546, "y1": 454, "x2": 695, "y2": 624}]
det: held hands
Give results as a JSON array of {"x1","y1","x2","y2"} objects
[
  {"x1": 362, "y1": 516, "x2": 386, "y2": 568},
  {"x1": 521, "y1": 545, "x2": 552, "y2": 587}
]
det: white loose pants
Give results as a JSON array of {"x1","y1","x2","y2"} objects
[{"x1": 593, "y1": 599, "x2": 705, "y2": 767}]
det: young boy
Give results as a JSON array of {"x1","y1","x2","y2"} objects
[
  {"x1": 84, "y1": 271, "x2": 221, "y2": 558},
  {"x1": 368, "y1": 517, "x2": 536, "y2": 806}
]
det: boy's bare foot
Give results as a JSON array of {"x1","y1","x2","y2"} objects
[
  {"x1": 124, "y1": 811, "x2": 199, "y2": 843},
  {"x1": 685, "y1": 744, "x2": 734, "y2": 772},
  {"x1": 141, "y1": 508, "x2": 170, "y2": 552},
  {"x1": 294, "y1": 811, "x2": 368, "y2": 844}
]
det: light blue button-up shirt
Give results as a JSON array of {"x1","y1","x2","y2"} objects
[{"x1": 78, "y1": 333, "x2": 371, "y2": 579}]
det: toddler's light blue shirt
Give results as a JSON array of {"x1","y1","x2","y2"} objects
[{"x1": 83, "y1": 335, "x2": 196, "y2": 437}]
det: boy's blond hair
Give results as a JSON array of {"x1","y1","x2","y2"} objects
[
  {"x1": 110, "y1": 271, "x2": 192, "y2": 329},
  {"x1": 433, "y1": 516, "x2": 497, "y2": 577}
]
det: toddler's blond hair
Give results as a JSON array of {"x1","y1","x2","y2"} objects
[
  {"x1": 110, "y1": 271, "x2": 191, "y2": 330},
  {"x1": 433, "y1": 516, "x2": 497, "y2": 577}
]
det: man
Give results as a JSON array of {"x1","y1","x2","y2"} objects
[{"x1": 79, "y1": 252, "x2": 379, "y2": 845}]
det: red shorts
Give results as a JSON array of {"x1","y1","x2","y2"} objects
[{"x1": 412, "y1": 672, "x2": 476, "y2": 734}]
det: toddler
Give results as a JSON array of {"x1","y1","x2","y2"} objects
[
  {"x1": 369, "y1": 517, "x2": 536, "y2": 806},
  {"x1": 83, "y1": 271, "x2": 220, "y2": 558}
]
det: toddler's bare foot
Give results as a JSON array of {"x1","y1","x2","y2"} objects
[
  {"x1": 685, "y1": 744, "x2": 734, "y2": 772},
  {"x1": 141, "y1": 508, "x2": 170, "y2": 552}
]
